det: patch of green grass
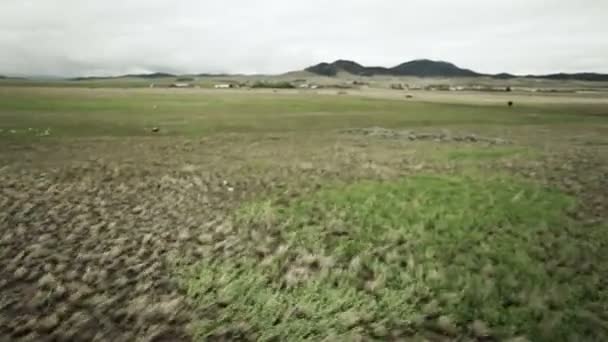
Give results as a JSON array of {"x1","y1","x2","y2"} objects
[{"x1": 184, "y1": 175, "x2": 608, "y2": 340}]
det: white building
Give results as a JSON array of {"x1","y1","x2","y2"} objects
[
  {"x1": 214, "y1": 84, "x2": 238, "y2": 89},
  {"x1": 171, "y1": 83, "x2": 191, "y2": 88}
]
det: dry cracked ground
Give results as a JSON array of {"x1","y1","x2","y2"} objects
[{"x1": 1, "y1": 127, "x2": 607, "y2": 341}]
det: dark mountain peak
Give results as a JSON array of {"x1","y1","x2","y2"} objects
[
  {"x1": 331, "y1": 59, "x2": 365, "y2": 69},
  {"x1": 306, "y1": 59, "x2": 479, "y2": 77},
  {"x1": 390, "y1": 59, "x2": 479, "y2": 77},
  {"x1": 306, "y1": 60, "x2": 369, "y2": 76},
  {"x1": 332, "y1": 59, "x2": 361, "y2": 66},
  {"x1": 493, "y1": 73, "x2": 516, "y2": 79},
  {"x1": 396, "y1": 59, "x2": 452, "y2": 66}
]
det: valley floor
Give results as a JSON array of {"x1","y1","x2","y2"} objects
[{"x1": 1, "y1": 87, "x2": 607, "y2": 341}]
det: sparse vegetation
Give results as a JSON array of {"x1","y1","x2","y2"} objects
[{"x1": 1, "y1": 85, "x2": 607, "y2": 341}]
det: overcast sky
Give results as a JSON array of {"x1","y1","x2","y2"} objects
[{"x1": 1, "y1": 0, "x2": 607, "y2": 77}]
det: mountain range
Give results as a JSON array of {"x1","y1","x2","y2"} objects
[
  {"x1": 305, "y1": 59, "x2": 608, "y2": 82},
  {"x1": 3, "y1": 60, "x2": 607, "y2": 82}
]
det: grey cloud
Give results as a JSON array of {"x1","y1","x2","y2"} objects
[{"x1": 1, "y1": 0, "x2": 607, "y2": 77}]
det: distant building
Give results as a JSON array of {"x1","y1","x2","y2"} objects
[
  {"x1": 170, "y1": 83, "x2": 192, "y2": 88},
  {"x1": 214, "y1": 84, "x2": 238, "y2": 89}
]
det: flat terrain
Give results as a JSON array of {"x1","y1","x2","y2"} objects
[{"x1": 1, "y1": 86, "x2": 607, "y2": 341}]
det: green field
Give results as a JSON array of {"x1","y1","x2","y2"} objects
[
  {"x1": 1, "y1": 86, "x2": 607, "y2": 341},
  {"x1": 1, "y1": 87, "x2": 607, "y2": 139}
]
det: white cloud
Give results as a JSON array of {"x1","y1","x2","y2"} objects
[{"x1": 1, "y1": 0, "x2": 607, "y2": 76}]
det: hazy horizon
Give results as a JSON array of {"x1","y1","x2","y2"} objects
[{"x1": 1, "y1": 0, "x2": 607, "y2": 77}]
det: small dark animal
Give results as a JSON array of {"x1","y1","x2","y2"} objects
[
  {"x1": 508, "y1": 101, "x2": 514, "y2": 107},
  {"x1": 152, "y1": 127, "x2": 160, "y2": 133},
  {"x1": 405, "y1": 94, "x2": 413, "y2": 99}
]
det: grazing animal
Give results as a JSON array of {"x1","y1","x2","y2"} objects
[{"x1": 508, "y1": 101, "x2": 514, "y2": 107}]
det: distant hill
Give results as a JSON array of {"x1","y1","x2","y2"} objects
[
  {"x1": 391, "y1": 60, "x2": 479, "y2": 77},
  {"x1": 196, "y1": 73, "x2": 235, "y2": 77},
  {"x1": 493, "y1": 73, "x2": 517, "y2": 80},
  {"x1": 71, "y1": 72, "x2": 176, "y2": 81},
  {"x1": 523, "y1": 73, "x2": 608, "y2": 82},
  {"x1": 306, "y1": 59, "x2": 479, "y2": 77},
  {"x1": 125, "y1": 72, "x2": 176, "y2": 79},
  {"x1": 305, "y1": 59, "x2": 608, "y2": 81},
  {"x1": 305, "y1": 60, "x2": 388, "y2": 77},
  {"x1": 0, "y1": 75, "x2": 26, "y2": 80}
]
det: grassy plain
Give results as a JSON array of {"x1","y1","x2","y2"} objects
[{"x1": 0, "y1": 85, "x2": 607, "y2": 341}]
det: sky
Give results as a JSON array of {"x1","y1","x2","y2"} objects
[{"x1": 1, "y1": 0, "x2": 607, "y2": 77}]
